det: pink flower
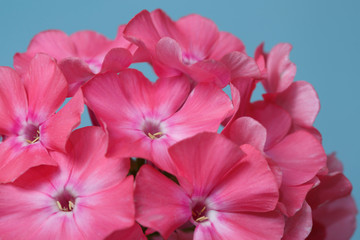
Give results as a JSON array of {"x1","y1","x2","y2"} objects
[
  {"x1": 124, "y1": 9, "x2": 245, "y2": 87},
  {"x1": 255, "y1": 43, "x2": 320, "y2": 129},
  {"x1": 14, "y1": 28, "x2": 133, "y2": 96},
  {"x1": 306, "y1": 154, "x2": 357, "y2": 240},
  {"x1": 83, "y1": 69, "x2": 232, "y2": 173},
  {"x1": 135, "y1": 132, "x2": 284, "y2": 239},
  {"x1": 0, "y1": 127, "x2": 134, "y2": 239},
  {"x1": 223, "y1": 114, "x2": 327, "y2": 217},
  {"x1": 0, "y1": 54, "x2": 83, "y2": 183}
]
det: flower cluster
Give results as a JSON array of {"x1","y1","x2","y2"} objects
[{"x1": 0, "y1": 9, "x2": 356, "y2": 240}]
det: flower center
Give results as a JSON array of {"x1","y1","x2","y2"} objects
[
  {"x1": 191, "y1": 202, "x2": 209, "y2": 223},
  {"x1": 142, "y1": 119, "x2": 164, "y2": 140},
  {"x1": 22, "y1": 123, "x2": 40, "y2": 144},
  {"x1": 54, "y1": 189, "x2": 76, "y2": 212}
]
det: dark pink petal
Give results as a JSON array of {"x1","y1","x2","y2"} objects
[
  {"x1": 283, "y1": 202, "x2": 312, "y2": 240},
  {"x1": 150, "y1": 137, "x2": 177, "y2": 173},
  {"x1": 40, "y1": 90, "x2": 84, "y2": 152},
  {"x1": 105, "y1": 223, "x2": 147, "y2": 240},
  {"x1": 24, "y1": 54, "x2": 68, "y2": 122},
  {"x1": 176, "y1": 14, "x2": 218, "y2": 58},
  {"x1": 100, "y1": 48, "x2": 132, "y2": 73},
  {"x1": 169, "y1": 132, "x2": 245, "y2": 197},
  {"x1": 209, "y1": 32, "x2": 246, "y2": 59},
  {"x1": 75, "y1": 176, "x2": 135, "y2": 238},
  {"x1": 307, "y1": 173, "x2": 352, "y2": 209},
  {"x1": 0, "y1": 67, "x2": 28, "y2": 135},
  {"x1": 70, "y1": 30, "x2": 113, "y2": 58},
  {"x1": 221, "y1": 51, "x2": 260, "y2": 79},
  {"x1": 135, "y1": 165, "x2": 191, "y2": 239},
  {"x1": 278, "y1": 179, "x2": 317, "y2": 217},
  {"x1": 225, "y1": 117, "x2": 267, "y2": 151},
  {"x1": 64, "y1": 127, "x2": 130, "y2": 195},
  {"x1": 275, "y1": 81, "x2": 320, "y2": 127},
  {"x1": 58, "y1": 57, "x2": 94, "y2": 97},
  {"x1": 0, "y1": 138, "x2": 56, "y2": 183},
  {"x1": 211, "y1": 211, "x2": 285, "y2": 240},
  {"x1": 266, "y1": 131, "x2": 327, "y2": 186},
  {"x1": 249, "y1": 101, "x2": 292, "y2": 150},
  {"x1": 208, "y1": 144, "x2": 278, "y2": 213},
  {"x1": 309, "y1": 196, "x2": 357, "y2": 240},
  {"x1": 168, "y1": 84, "x2": 233, "y2": 142}
]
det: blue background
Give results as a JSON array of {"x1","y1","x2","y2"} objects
[{"x1": 1, "y1": 0, "x2": 359, "y2": 238}]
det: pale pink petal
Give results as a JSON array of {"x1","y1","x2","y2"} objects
[
  {"x1": 105, "y1": 223, "x2": 147, "y2": 240},
  {"x1": 194, "y1": 223, "x2": 222, "y2": 240},
  {"x1": 221, "y1": 51, "x2": 260, "y2": 79},
  {"x1": 124, "y1": 10, "x2": 161, "y2": 54},
  {"x1": 100, "y1": 47, "x2": 132, "y2": 73},
  {"x1": 40, "y1": 90, "x2": 84, "y2": 152},
  {"x1": 169, "y1": 132, "x2": 245, "y2": 197},
  {"x1": 70, "y1": 30, "x2": 113, "y2": 58},
  {"x1": 266, "y1": 131, "x2": 327, "y2": 186},
  {"x1": 0, "y1": 138, "x2": 56, "y2": 183},
  {"x1": 189, "y1": 60, "x2": 231, "y2": 87},
  {"x1": 150, "y1": 9, "x2": 181, "y2": 40},
  {"x1": 65, "y1": 127, "x2": 130, "y2": 195},
  {"x1": 24, "y1": 54, "x2": 68, "y2": 122},
  {"x1": 254, "y1": 42, "x2": 267, "y2": 73},
  {"x1": 168, "y1": 84, "x2": 233, "y2": 142},
  {"x1": 210, "y1": 210, "x2": 285, "y2": 240},
  {"x1": 0, "y1": 184, "x2": 66, "y2": 239},
  {"x1": 264, "y1": 43, "x2": 296, "y2": 93},
  {"x1": 75, "y1": 176, "x2": 135, "y2": 238},
  {"x1": 13, "y1": 52, "x2": 34, "y2": 76},
  {"x1": 275, "y1": 81, "x2": 320, "y2": 127},
  {"x1": 282, "y1": 202, "x2": 312, "y2": 240},
  {"x1": 58, "y1": 57, "x2": 94, "y2": 97},
  {"x1": 208, "y1": 144, "x2": 278, "y2": 213},
  {"x1": 83, "y1": 70, "x2": 150, "y2": 122},
  {"x1": 152, "y1": 75, "x2": 191, "y2": 116},
  {"x1": 20, "y1": 30, "x2": 76, "y2": 59},
  {"x1": 150, "y1": 137, "x2": 177, "y2": 173},
  {"x1": 156, "y1": 37, "x2": 186, "y2": 71},
  {"x1": 176, "y1": 14, "x2": 219, "y2": 58},
  {"x1": 225, "y1": 117, "x2": 267, "y2": 151},
  {"x1": 0, "y1": 67, "x2": 28, "y2": 135},
  {"x1": 326, "y1": 152, "x2": 344, "y2": 173},
  {"x1": 135, "y1": 165, "x2": 191, "y2": 239},
  {"x1": 249, "y1": 101, "x2": 292, "y2": 150},
  {"x1": 209, "y1": 32, "x2": 246, "y2": 59}
]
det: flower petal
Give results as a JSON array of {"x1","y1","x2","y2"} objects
[
  {"x1": 0, "y1": 67, "x2": 28, "y2": 135},
  {"x1": 23, "y1": 54, "x2": 68, "y2": 122},
  {"x1": 40, "y1": 90, "x2": 84, "y2": 152},
  {"x1": 208, "y1": 144, "x2": 278, "y2": 213},
  {"x1": 135, "y1": 165, "x2": 191, "y2": 239},
  {"x1": 169, "y1": 132, "x2": 245, "y2": 197}
]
